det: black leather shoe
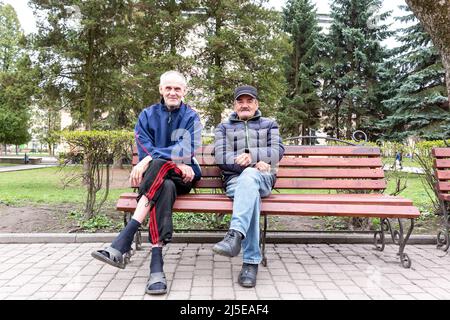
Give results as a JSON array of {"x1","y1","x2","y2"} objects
[
  {"x1": 238, "y1": 263, "x2": 258, "y2": 288},
  {"x1": 212, "y1": 229, "x2": 242, "y2": 257}
]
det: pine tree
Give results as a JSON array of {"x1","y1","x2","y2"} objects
[
  {"x1": 277, "y1": 0, "x2": 323, "y2": 139},
  {"x1": 378, "y1": 6, "x2": 448, "y2": 140},
  {"x1": 193, "y1": 0, "x2": 289, "y2": 127},
  {"x1": 321, "y1": 0, "x2": 391, "y2": 139}
]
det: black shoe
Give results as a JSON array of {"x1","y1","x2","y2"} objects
[
  {"x1": 238, "y1": 263, "x2": 258, "y2": 288},
  {"x1": 212, "y1": 229, "x2": 242, "y2": 257}
]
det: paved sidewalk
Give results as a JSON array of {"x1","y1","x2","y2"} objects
[{"x1": 1, "y1": 242, "x2": 450, "y2": 300}]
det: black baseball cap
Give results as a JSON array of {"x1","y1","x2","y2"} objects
[{"x1": 234, "y1": 85, "x2": 258, "y2": 100}]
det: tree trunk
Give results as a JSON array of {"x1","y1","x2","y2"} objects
[
  {"x1": 442, "y1": 51, "x2": 450, "y2": 109},
  {"x1": 405, "y1": 0, "x2": 450, "y2": 105},
  {"x1": 113, "y1": 155, "x2": 123, "y2": 169},
  {"x1": 335, "y1": 99, "x2": 341, "y2": 139},
  {"x1": 84, "y1": 27, "x2": 95, "y2": 130}
]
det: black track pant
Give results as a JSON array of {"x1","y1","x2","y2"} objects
[{"x1": 137, "y1": 159, "x2": 193, "y2": 245}]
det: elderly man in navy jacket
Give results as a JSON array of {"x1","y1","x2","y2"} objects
[
  {"x1": 214, "y1": 85, "x2": 284, "y2": 288},
  {"x1": 91, "y1": 71, "x2": 202, "y2": 295}
]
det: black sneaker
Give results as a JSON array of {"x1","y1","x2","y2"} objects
[
  {"x1": 212, "y1": 229, "x2": 242, "y2": 257},
  {"x1": 238, "y1": 263, "x2": 258, "y2": 288}
]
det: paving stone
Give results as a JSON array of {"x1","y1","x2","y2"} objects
[{"x1": 1, "y1": 243, "x2": 450, "y2": 300}]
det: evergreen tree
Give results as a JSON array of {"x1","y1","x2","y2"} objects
[
  {"x1": 0, "y1": 55, "x2": 39, "y2": 147},
  {"x1": 405, "y1": 0, "x2": 450, "y2": 117},
  {"x1": 321, "y1": 0, "x2": 391, "y2": 139},
  {"x1": 0, "y1": 2, "x2": 23, "y2": 72},
  {"x1": 277, "y1": 0, "x2": 323, "y2": 139},
  {"x1": 30, "y1": 0, "x2": 138, "y2": 130},
  {"x1": 193, "y1": 0, "x2": 289, "y2": 127},
  {"x1": 378, "y1": 6, "x2": 448, "y2": 140},
  {"x1": 0, "y1": 4, "x2": 37, "y2": 148},
  {"x1": 121, "y1": 0, "x2": 199, "y2": 124}
]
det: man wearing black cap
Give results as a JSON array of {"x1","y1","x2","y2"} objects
[{"x1": 213, "y1": 85, "x2": 285, "y2": 288}]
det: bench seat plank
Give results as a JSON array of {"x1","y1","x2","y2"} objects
[
  {"x1": 198, "y1": 157, "x2": 383, "y2": 167},
  {"x1": 118, "y1": 192, "x2": 413, "y2": 205},
  {"x1": 436, "y1": 170, "x2": 450, "y2": 180},
  {"x1": 117, "y1": 197, "x2": 418, "y2": 218},
  {"x1": 432, "y1": 148, "x2": 450, "y2": 157},
  {"x1": 435, "y1": 159, "x2": 450, "y2": 169},
  {"x1": 439, "y1": 194, "x2": 450, "y2": 201},
  {"x1": 200, "y1": 167, "x2": 385, "y2": 178},
  {"x1": 197, "y1": 146, "x2": 381, "y2": 157},
  {"x1": 438, "y1": 182, "x2": 450, "y2": 191}
]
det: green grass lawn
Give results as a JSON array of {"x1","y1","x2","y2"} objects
[
  {"x1": 0, "y1": 166, "x2": 129, "y2": 206},
  {"x1": 384, "y1": 172, "x2": 432, "y2": 208},
  {"x1": 0, "y1": 163, "x2": 22, "y2": 167},
  {"x1": 382, "y1": 157, "x2": 419, "y2": 168}
]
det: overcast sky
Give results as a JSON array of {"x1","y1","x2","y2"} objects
[{"x1": 4, "y1": 0, "x2": 407, "y2": 48}]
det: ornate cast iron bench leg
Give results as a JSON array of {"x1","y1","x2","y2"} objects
[
  {"x1": 259, "y1": 215, "x2": 268, "y2": 267},
  {"x1": 374, "y1": 218, "x2": 414, "y2": 268},
  {"x1": 437, "y1": 201, "x2": 450, "y2": 251}
]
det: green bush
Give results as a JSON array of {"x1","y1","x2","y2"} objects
[
  {"x1": 414, "y1": 140, "x2": 448, "y2": 215},
  {"x1": 59, "y1": 130, "x2": 134, "y2": 218}
]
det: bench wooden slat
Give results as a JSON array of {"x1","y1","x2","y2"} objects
[
  {"x1": 440, "y1": 193, "x2": 450, "y2": 201},
  {"x1": 436, "y1": 170, "x2": 450, "y2": 180},
  {"x1": 276, "y1": 179, "x2": 386, "y2": 190},
  {"x1": 432, "y1": 148, "x2": 450, "y2": 157},
  {"x1": 175, "y1": 201, "x2": 418, "y2": 218},
  {"x1": 116, "y1": 197, "x2": 419, "y2": 218},
  {"x1": 176, "y1": 194, "x2": 413, "y2": 205},
  {"x1": 272, "y1": 146, "x2": 381, "y2": 156},
  {"x1": 438, "y1": 182, "x2": 450, "y2": 191},
  {"x1": 197, "y1": 157, "x2": 383, "y2": 167},
  {"x1": 432, "y1": 148, "x2": 450, "y2": 202},
  {"x1": 117, "y1": 193, "x2": 413, "y2": 208},
  {"x1": 199, "y1": 167, "x2": 385, "y2": 178},
  {"x1": 196, "y1": 146, "x2": 381, "y2": 157},
  {"x1": 435, "y1": 159, "x2": 450, "y2": 169},
  {"x1": 192, "y1": 178, "x2": 386, "y2": 190}
]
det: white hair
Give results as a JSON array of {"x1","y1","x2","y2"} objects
[{"x1": 159, "y1": 70, "x2": 187, "y2": 88}]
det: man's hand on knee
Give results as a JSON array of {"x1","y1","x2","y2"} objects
[
  {"x1": 130, "y1": 156, "x2": 152, "y2": 186},
  {"x1": 255, "y1": 161, "x2": 270, "y2": 173},
  {"x1": 176, "y1": 163, "x2": 194, "y2": 183},
  {"x1": 235, "y1": 153, "x2": 252, "y2": 167}
]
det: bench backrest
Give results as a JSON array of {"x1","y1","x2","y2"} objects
[
  {"x1": 131, "y1": 145, "x2": 385, "y2": 192},
  {"x1": 432, "y1": 147, "x2": 450, "y2": 200}
]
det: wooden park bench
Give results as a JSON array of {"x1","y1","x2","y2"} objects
[
  {"x1": 432, "y1": 147, "x2": 450, "y2": 251},
  {"x1": 117, "y1": 140, "x2": 420, "y2": 268}
]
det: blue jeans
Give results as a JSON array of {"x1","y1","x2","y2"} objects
[{"x1": 225, "y1": 168, "x2": 274, "y2": 264}]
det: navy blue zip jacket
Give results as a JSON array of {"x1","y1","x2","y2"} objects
[
  {"x1": 134, "y1": 100, "x2": 203, "y2": 180},
  {"x1": 214, "y1": 109, "x2": 285, "y2": 187}
]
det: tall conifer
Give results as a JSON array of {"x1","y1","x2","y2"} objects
[
  {"x1": 378, "y1": 6, "x2": 448, "y2": 140},
  {"x1": 277, "y1": 0, "x2": 323, "y2": 139}
]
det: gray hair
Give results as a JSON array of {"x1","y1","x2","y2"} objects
[{"x1": 160, "y1": 70, "x2": 187, "y2": 88}]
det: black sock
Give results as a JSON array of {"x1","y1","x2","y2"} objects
[
  {"x1": 148, "y1": 247, "x2": 165, "y2": 290},
  {"x1": 150, "y1": 247, "x2": 164, "y2": 274},
  {"x1": 111, "y1": 218, "x2": 141, "y2": 254}
]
